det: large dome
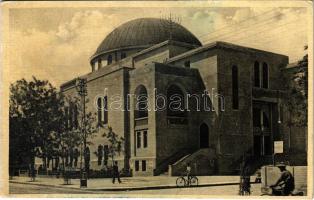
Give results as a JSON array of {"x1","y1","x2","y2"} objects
[{"x1": 93, "y1": 18, "x2": 202, "y2": 57}]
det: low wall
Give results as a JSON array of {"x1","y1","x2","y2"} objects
[{"x1": 261, "y1": 165, "x2": 307, "y2": 195}]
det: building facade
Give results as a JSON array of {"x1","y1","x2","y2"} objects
[{"x1": 60, "y1": 18, "x2": 306, "y2": 176}]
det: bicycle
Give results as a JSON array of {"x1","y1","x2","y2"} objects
[
  {"x1": 261, "y1": 184, "x2": 303, "y2": 196},
  {"x1": 176, "y1": 175, "x2": 199, "y2": 187}
]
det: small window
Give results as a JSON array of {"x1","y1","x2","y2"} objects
[
  {"x1": 98, "y1": 59, "x2": 102, "y2": 69},
  {"x1": 142, "y1": 160, "x2": 146, "y2": 171},
  {"x1": 143, "y1": 130, "x2": 148, "y2": 148},
  {"x1": 136, "y1": 131, "x2": 141, "y2": 148},
  {"x1": 108, "y1": 55, "x2": 112, "y2": 65},
  {"x1": 184, "y1": 60, "x2": 190, "y2": 68},
  {"x1": 121, "y1": 52, "x2": 126, "y2": 59},
  {"x1": 135, "y1": 160, "x2": 139, "y2": 171}
]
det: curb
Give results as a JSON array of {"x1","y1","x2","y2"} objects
[
  {"x1": 10, "y1": 180, "x2": 249, "y2": 192},
  {"x1": 87, "y1": 182, "x2": 241, "y2": 191}
]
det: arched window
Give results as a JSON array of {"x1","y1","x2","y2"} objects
[
  {"x1": 134, "y1": 85, "x2": 148, "y2": 119},
  {"x1": 97, "y1": 145, "x2": 103, "y2": 166},
  {"x1": 97, "y1": 97, "x2": 102, "y2": 124},
  {"x1": 167, "y1": 84, "x2": 186, "y2": 117},
  {"x1": 262, "y1": 112, "x2": 270, "y2": 128},
  {"x1": 232, "y1": 65, "x2": 239, "y2": 109},
  {"x1": 262, "y1": 62, "x2": 269, "y2": 88},
  {"x1": 69, "y1": 104, "x2": 73, "y2": 129},
  {"x1": 121, "y1": 52, "x2": 126, "y2": 59},
  {"x1": 103, "y1": 96, "x2": 108, "y2": 124},
  {"x1": 65, "y1": 107, "x2": 69, "y2": 130},
  {"x1": 107, "y1": 55, "x2": 112, "y2": 65},
  {"x1": 200, "y1": 123, "x2": 209, "y2": 148},
  {"x1": 254, "y1": 61, "x2": 260, "y2": 87},
  {"x1": 73, "y1": 104, "x2": 78, "y2": 129}
]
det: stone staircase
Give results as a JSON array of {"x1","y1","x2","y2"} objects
[
  {"x1": 168, "y1": 148, "x2": 217, "y2": 176},
  {"x1": 154, "y1": 148, "x2": 193, "y2": 175}
]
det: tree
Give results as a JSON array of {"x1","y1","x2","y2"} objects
[
  {"x1": 102, "y1": 126, "x2": 124, "y2": 165},
  {"x1": 284, "y1": 45, "x2": 308, "y2": 127},
  {"x1": 280, "y1": 46, "x2": 308, "y2": 155},
  {"x1": 54, "y1": 96, "x2": 98, "y2": 173},
  {"x1": 9, "y1": 77, "x2": 64, "y2": 171}
]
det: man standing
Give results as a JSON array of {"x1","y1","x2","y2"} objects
[
  {"x1": 270, "y1": 163, "x2": 295, "y2": 196},
  {"x1": 112, "y1": 161, "x2": 121, "y2": 184}
]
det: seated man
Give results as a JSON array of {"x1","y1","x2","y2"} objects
[{"x1": 270, "y1": 163, "x2": 295, "y2": 196}]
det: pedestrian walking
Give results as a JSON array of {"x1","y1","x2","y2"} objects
[
  {"x1": 29, "y1": 163, "x2": 36, "y2": 182},
  {"x1": 73, "y1": 148, "x2": 79, "y2": 168},
  {"x1": 112, "y1": 161, "x2": 121, "y2": 184},
  {"x1": 186, "y1": 163, "x2": 191, "y2": 185},
  {"x1": 239, "y1": 157, "x2": 251, "y2": 195}
]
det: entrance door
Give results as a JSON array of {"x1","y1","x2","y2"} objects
[{"x1": 200, "y1": 123, "x2": 209, "y2": 148}]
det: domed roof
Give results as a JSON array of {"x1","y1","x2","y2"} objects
[{"x1": 93, "y1": 18, "x2": 202, "y2": 57}]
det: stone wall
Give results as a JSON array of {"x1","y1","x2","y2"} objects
[{"x1": 129, "y1": 63, "x2": 157, "y2": 176}]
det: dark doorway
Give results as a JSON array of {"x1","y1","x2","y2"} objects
[
  {"x1": 254, "y1": 136, "x2": 261, "y2": 156},
  {"x1": 200, "y1": 123, "x2": 209, "y2": 148}
]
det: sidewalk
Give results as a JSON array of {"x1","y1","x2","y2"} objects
[{"x1": 10, "y1": 175, "x2": 251, "y2": 191}]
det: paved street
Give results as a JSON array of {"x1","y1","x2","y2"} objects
[
  {"x1": 10, "y1": 182, "x2": 262, "y2": 196},
  {"x1": 9, "y1": 182, "x2": 95, "y2": 194}
]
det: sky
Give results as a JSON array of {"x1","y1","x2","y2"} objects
[{"x1": 7, "y1": 6, "x2": 308, "y2": 87}]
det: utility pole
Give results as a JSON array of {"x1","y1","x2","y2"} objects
[{"x1": 75, "y1": 77, "x2": 88, "y2": 187}]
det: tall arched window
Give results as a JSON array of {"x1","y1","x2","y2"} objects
[
  {"x1": 254, "y1": 61, "x2": 260, "y2": 87},
  {"x1": 103, "y1": 96, "x2": 108, "y2": 124},
  {"x1": 65, "y1": 107, "x2": 69, "y2": 130},
  {"x1": 97, "y1": 97, "x2": 102, "y2": 124},
  {"x1": 232, "y1": 65, "x2": 239, "y2": 109},
  {"x1": 107, "y1": 55, "x2": 112, "y2": 65},
  {"x1": 74, "y1": 104, "x2": 78, "y2": 129},
  {"x1": 262, "y1": 62, "x2": 269, "y2": 88},
  {"x1": 167, "y1": 84, "x2": 186, "y2": 117},
  {"x1": 134, "y1": 85, "x2": 148, "y2": 119},
  {"x1": 69, "y1": 104, "x2": 73, "y2": 129}
]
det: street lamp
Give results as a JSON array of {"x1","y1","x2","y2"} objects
[
  {"x1": 277, "y1": 90, "x2": 282, "y2": 124},
  {"x1": 75, "y1": 77, "x2": 88, "y2": 187}
]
